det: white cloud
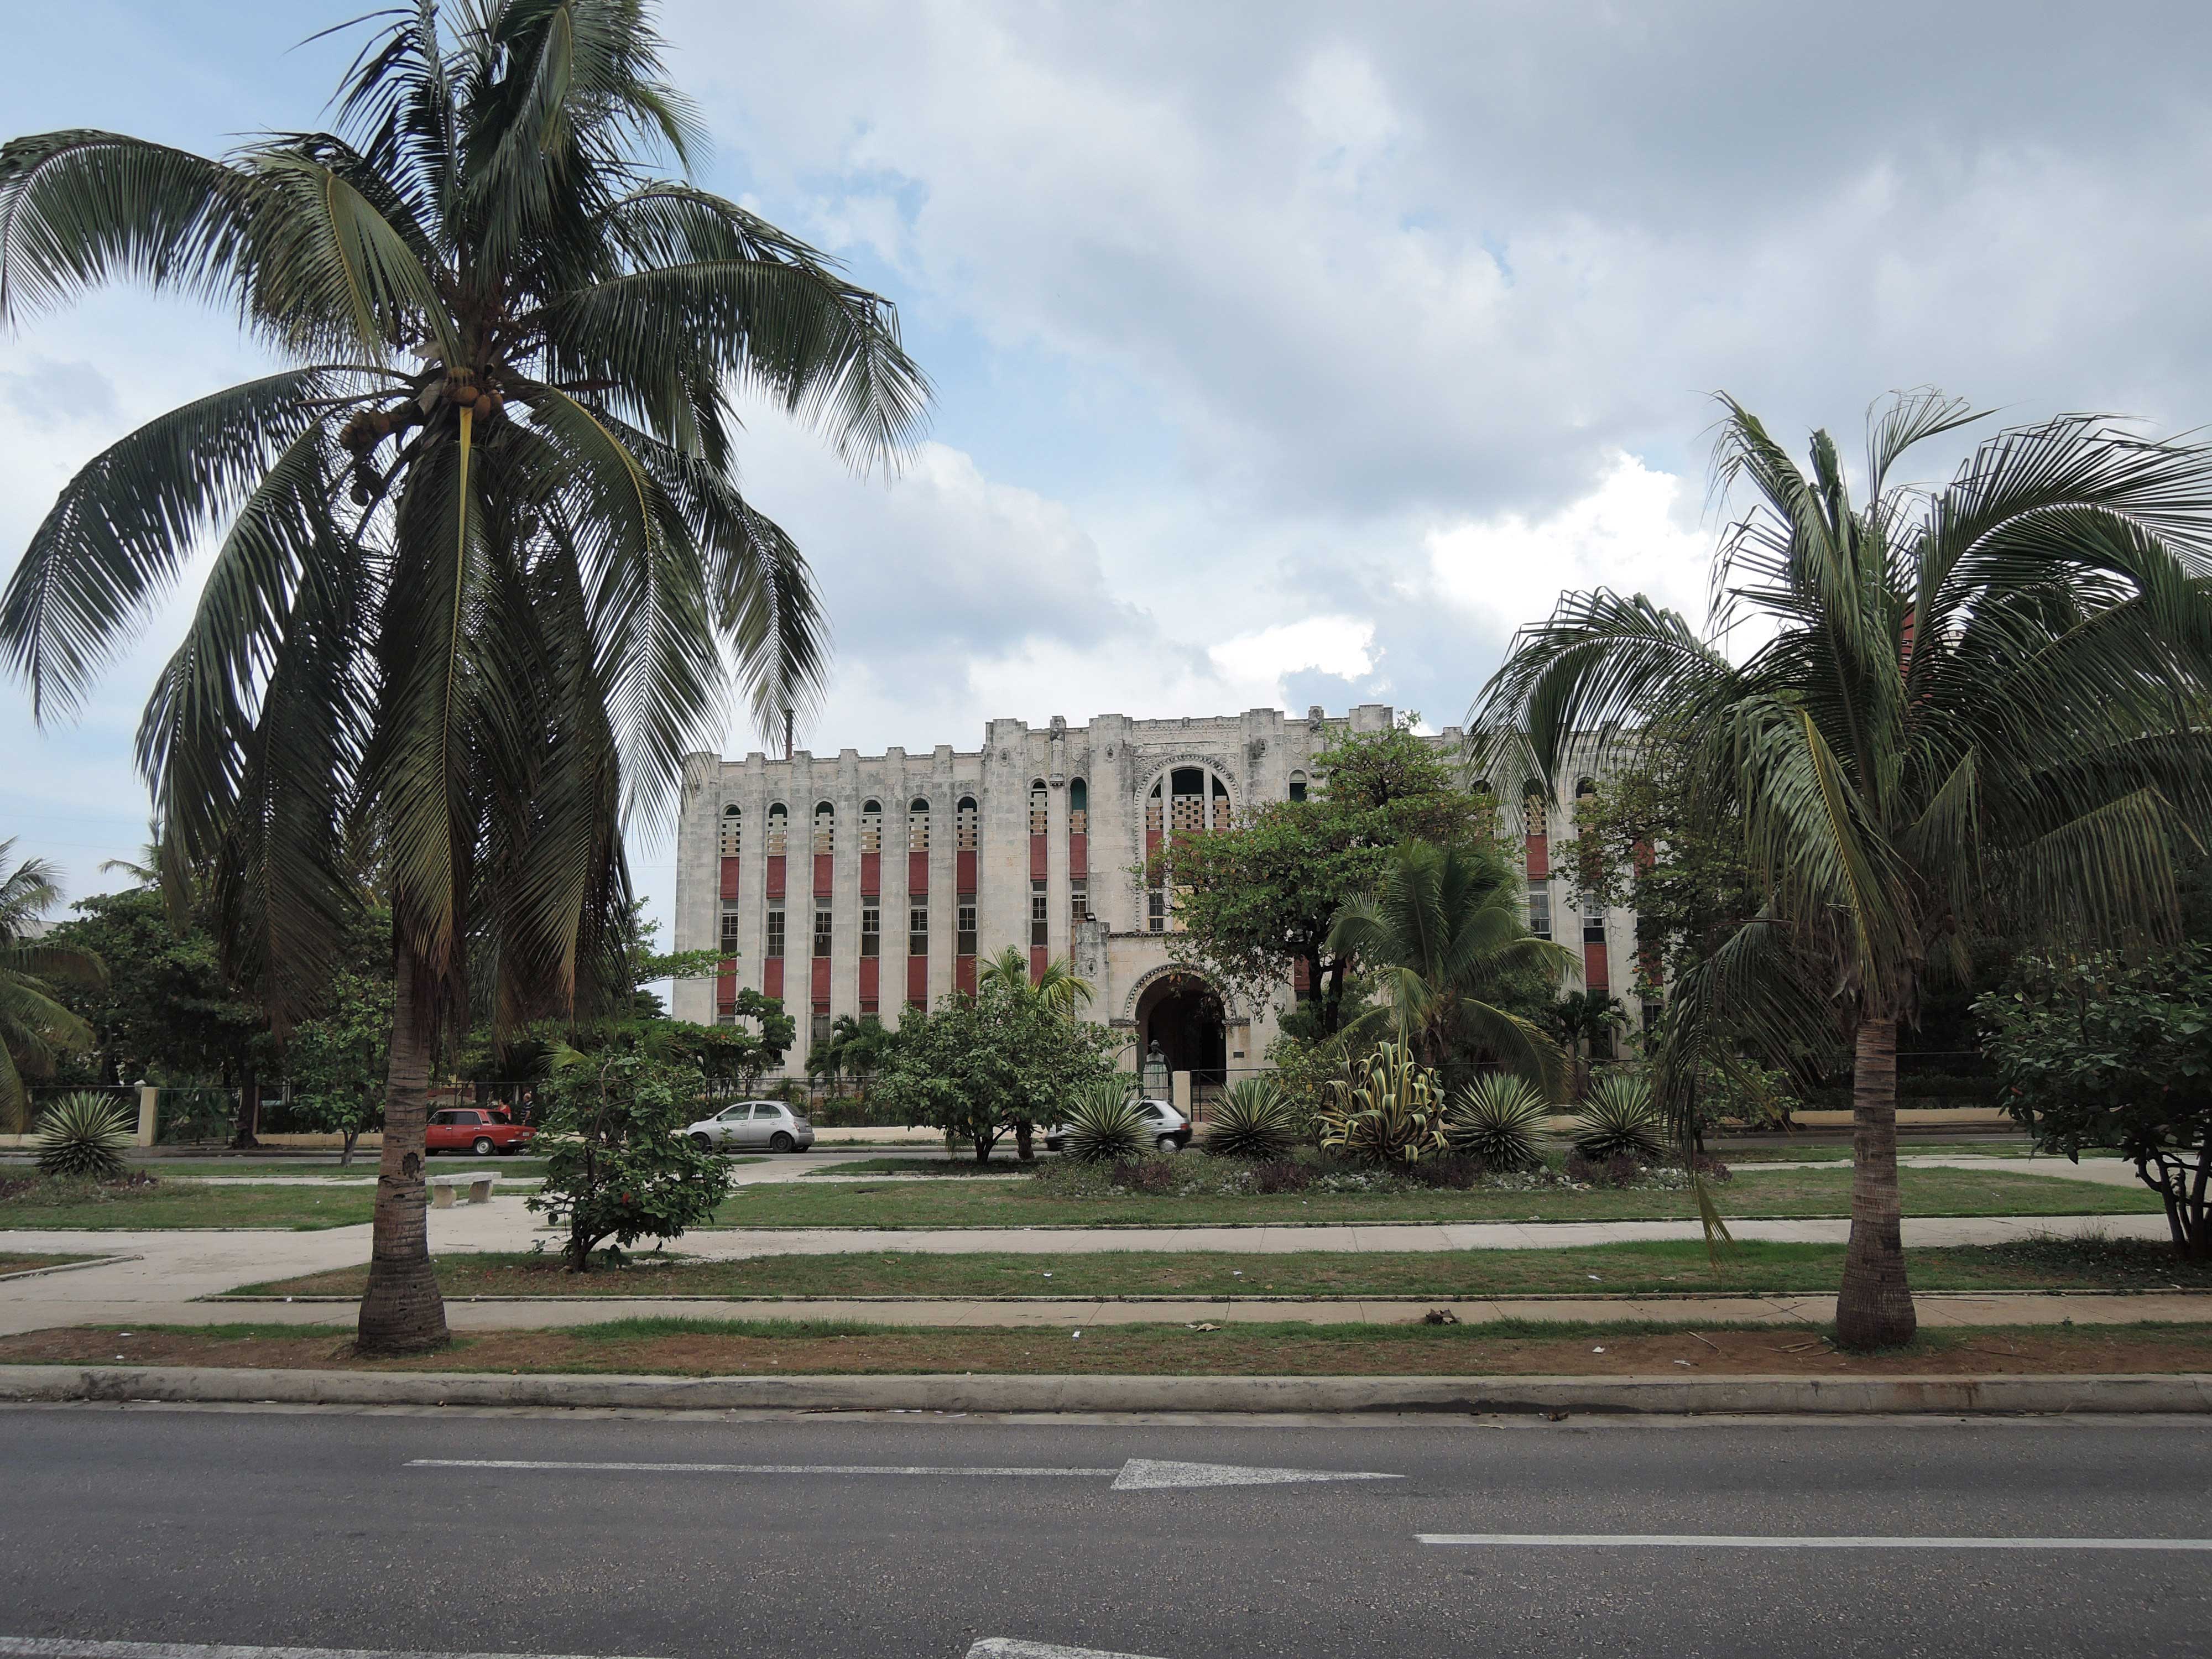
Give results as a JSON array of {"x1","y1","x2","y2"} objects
[{"x1": 1208, "y1": 615, "x2": 1376, "y2": 706}]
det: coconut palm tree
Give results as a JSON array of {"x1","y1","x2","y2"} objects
[
  {"x1": 0, "y1": 1, "x2": 928, "y2": 1352},
  {"x1": 976, "y1": 944, "x2": 1094, "y2": 1016},
  {"x1": 0, "y1": 841, "x2": 106, "y2": 1129},
  {"x1": 1470, "y1": 391, "x2": 2212, "y2": 1348},
  {"x1": 1326, "y1": 839, "x2": 1574, "y2": 1089}
]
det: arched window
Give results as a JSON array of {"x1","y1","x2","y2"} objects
[
  {"x1": 1288, "y1": 769, "x2": 1307, "y2": 803},
  {"x1": 907, "y1": 797, "x2": 930, "y2": 852},
  {"x1": 859, "y1": 799, "x2": 882, "y2": 852},
  {"x1": 766, "y1": 803, "x2": 788, "y2": 855},
  {"x1": 1029, "y1": 779, "x2": 1048, "y2": 836},
  {"x1": 1068, "y1": 777, "x2": 1088, "y2": 834},
  {"x1": 1521, "y1": 782, "x2": 1548, "y2": 839},
  {"x1": 956, "y1": 796, "x2": 979, "y2": 852},
  {"x1": 812, "y1": 801, "x2": 836, "y2": 854},
  {"x1": 1574, "y1": 776, "x2": 1598, "y2": 803},
  {"x1": 718, "y1": 805, "x2": 742, "y2": 856}
]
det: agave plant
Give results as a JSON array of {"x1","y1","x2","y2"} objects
[
  {"x1": 1572, "y1": 1071, "x2": 1664, "y2": 1162},
  {"x1": 1203, "y1": 1077, "x2": 1301, "y2": 1160},
  {"x1": 1317, "y1": 1042, "x2": 1449, "y2": 1166},
  {"x1": 33, "y1": 1092, "x2": 133, "y2": 1180},
  {"x1": 1446, "y1": 1073, "x2": 1553, "y2": 1172},
  {"x1": 1060, "y1": 1078, "x2": 1149, "y2": 1164}
]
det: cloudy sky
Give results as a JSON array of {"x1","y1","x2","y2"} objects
[{"x1": 6, "y1": 0, "x2": 2210, "y2": 938}]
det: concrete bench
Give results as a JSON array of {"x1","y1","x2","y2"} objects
[{"x1": 429, "y1": 1173, "x2": 498, "y2": 1208}]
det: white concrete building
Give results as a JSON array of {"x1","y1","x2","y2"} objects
[{"x1": 671, "y1": 703, "x2": 1649, "y2": 1080}]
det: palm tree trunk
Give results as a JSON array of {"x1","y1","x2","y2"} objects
[
  {"x1": 356, "y1": 944, "x2": 448, "y2": 1355},
  {"x1": 1836, "y1": 1015, "x2": 1915, "y2": 1349}
]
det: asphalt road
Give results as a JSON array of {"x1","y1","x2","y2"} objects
[{"x1": 2, "y1": 1404, "x2": 2209, "y2": 1658}]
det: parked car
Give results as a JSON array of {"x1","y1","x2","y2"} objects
[
  {"x1": 1042, "y1": 1097, "x2": 1192, "y2": 1155},
  {"x1": 681, "y1": 1100, "x2": 817, "y2": 1153},
  {"x1": 425, "y1": 1107, "x2": 537, "y2": 1157}
]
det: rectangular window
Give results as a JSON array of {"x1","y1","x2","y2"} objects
[
  {"x1": 718, "y1": 907, "x2": 742, "y2": 957},
  {"x1": 810, "y1": 1010, "x2": 831, "y2": 1047},
  {"x1": 1071, "y1": 876, "x2": 1090, "y2": 925},
  {"x1": 1031, "y1": 880, "x2": 1048, "y2": 948},
  {"x1": 860, "y1": 904, "x2": 880, "y2": 957},
  {"x1": 1527, "y1": 883, "x2": 1551, "y2": 940},
  {"x1": 765, "y1": 903, "x2": 785, "y2": 959},
  {"x1": 909, "y1": 904, "x2": 929, "y2": 956},
  {"x1": 957, "y1": 899, "x2": 978, "y2": 956},
  {"x1": 813, "y1": 899, "x2": 833, "y2": 957},
  {"x1": 1148, "y1": 891, "x2": 1166, "y2": 933},
  {"x1": 1583, "y1": 906, "x2": 1605, "y2": 945}
]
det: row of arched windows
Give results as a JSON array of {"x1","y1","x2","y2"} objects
[{"x1": 719, "y1": 794, "x2": 990, "y2": 852}]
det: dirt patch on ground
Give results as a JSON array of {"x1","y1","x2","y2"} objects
[{"x1": 6, "y1": 1319, "x2": 2210, "y2": 1378}]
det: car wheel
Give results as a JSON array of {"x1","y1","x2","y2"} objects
[
  {"x1": 770, "y1": 1131, "x2": 795, "y2": 1152},
  {"x1": 1156, "y1": 1134, "x2": 1180, "y2": 1154},
  {"x1": 471, "y1": 1136, "x2": 495, "y2": 1157},
  {"x1": 691, "y1": 1133, "x2": 713, "y2": 1151}
]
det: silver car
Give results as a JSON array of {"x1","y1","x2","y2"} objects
[{"x1": 682, "y1": 1100, "x2": 817, "y2": 1153}]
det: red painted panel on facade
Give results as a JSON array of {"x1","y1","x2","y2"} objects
[
  {"x1": 1524, "y1": 833, "x2": 1550, "y2": 880},
  {"x1": 907, "y1": 850, "x2": 929, "y2": 894},
  {"x1": 718, "y1": 857, "x2": 740, "y2": 900},
  {"x1": 1030, "y1": 945, "x2": 1047, "y2": 984},
  {"x1": 1029, "y1": 834, "x2": 1047, "y2": 880},
  {"x1": 1070, "y1": 831, "x2": 1087, "y2": 877},
  {"x1": 813, "y1": 853, "x2": 833, "y2": 897},
  {"x1": 907, "y1": 954, "x2": 928, "y2": 1006},
  {"x1": 858, "y1": 957, "x2": 879, "y2": 1005},
  {"x1": 763, "y1": 958, "x2": 783, "y2": 1000},
  {"x1": 716, "y1": 958, "x2": 737, "y2": 1011},
  {"x1": 860, "y1": 851, "x2": 880, "y2": 896},
  {"x1": 765, "y1": 855, "x2": 786, "y2": 899},
  {"x1": 1583, "y1": 940, "x2": 1610, "y2": 992},
  {"x1": 956, "y1": 849, "x2": 977, "y2": 893},
  {"x1": 956, "y1": 954, "x2": 977, "y2": 997},
  {"x1": 811, "y1": 957, "x2": 830, "y2": 1007}
]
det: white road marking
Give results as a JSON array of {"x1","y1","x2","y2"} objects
[
  {"x1": 0, "y1": 1642, "x2": 661, "y2": 1659},
  {"x1": 1111, "y1": 1458, "x2": 1402, "y2": 1490},
  {"x1": 411, "y1": 1456, "x2": 1400, "y2": 1489},
  {"x1": 1417, "y1": 1533, "x2": 2212, "y2": 1551},
  {"x1": 966, "y1": 1643, "x2": 1170, "y2": 1659}
]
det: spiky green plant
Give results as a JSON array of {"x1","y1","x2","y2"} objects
[
  {"x1": 1572, "y1": 1071, "x2": 1664, "y2": 1162},
  {"x1": 1203, "y1": 1077, "x2": 1300, "y2": 1160},
  {"x1": 1060, "y1": 1078, "x2": 1149, "y2": 1164},
  {"x1": 33, "y1": 1092, "x2": 133, "y2": 1180},
  {"x1": 1317, "y1": 1041, "x2": 1449, "y2": 1165},
  {"x1": 1446, "y1": 1073, "x2": 1553, "y2": 1171},
  {"x1": 0, "y1": 3, "x2": 927, "y2": 1355},
  {"x1": 1472, "y1": 389, "x2": 2212, "y2": 1348}
]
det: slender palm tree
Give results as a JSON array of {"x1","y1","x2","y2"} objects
[
  {"x1": 977, "y1": 944, "x2": 1094, "y2": 1015},
  {"x1": 0, "y1": 841, "x2": 106, "y2": 1129},
  {"x1": 0, "y1": 1, "x2": 927, "y2": 1352},
  {"x1": 1470, "y1": 392, "x2": 2212, "y2": 1348},
  {"x1": 1326, "y1": 839, "x2": 1574, "y2": 1088}
]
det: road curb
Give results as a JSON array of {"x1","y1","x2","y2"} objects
[{"x1": 2, "y1": 1364, "x2": 2208, "y2": 1415}]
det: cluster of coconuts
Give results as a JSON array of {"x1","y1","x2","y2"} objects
[{"x1": 442, "y1": 365, "x2": 506, "y2": 422}]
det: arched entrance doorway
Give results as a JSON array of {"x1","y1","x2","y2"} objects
[{"x1": 1134, "y1": 973, "x2": 1227, "y2": 1090}]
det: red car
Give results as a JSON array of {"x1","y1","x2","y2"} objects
[{"x1": 425, "y1": 1107, "x2": 536, "y2": 1157}]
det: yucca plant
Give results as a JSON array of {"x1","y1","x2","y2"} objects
[
  {"x1": 1446, "y1": 1073, "x2": 1553, "y2": 1172},
  {"x1": 1572, "y1": 1071, "x2": 1664, "y2": 1162},
  {"x1": 1204, "y1": 1077, "x2": 1301, "y2": 1160},
  {"x1": 33, "y1": 1092, "x2": 133, "y2": 1180},
  {"x1": 1060, "y1": 1078, "x2": 1149, "y2": 1164},
  {"x1": 1318, "y1": 1042, "x2": 1449, "y2": 1166}
]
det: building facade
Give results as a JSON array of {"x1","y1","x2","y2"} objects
[{"x1": 671, "y1": 703, "x2": 1650, "y2": 1079}]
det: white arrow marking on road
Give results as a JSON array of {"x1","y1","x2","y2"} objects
[
  {"x1": 410, "y1": 1457, "x2": 1401, "y2": 1490},
  {"x1": 1418, "y1": 1533, "x2": 2212, "y2": 1551},
  {"x1": 967, "y1": 1642, "x2": 1171, "y2": 1659}
]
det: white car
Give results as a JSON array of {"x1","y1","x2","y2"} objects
[
  {"x1": 682, "y1": 1100, "x2": 817, "y2": 1153},
  {"x1": 1042, "y1": 1098, "x2": 1193, "y2": 1155}
]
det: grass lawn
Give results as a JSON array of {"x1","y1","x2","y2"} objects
[
  {"x1": 232, "y1": 1235, "x2": 2212, "y2": 1301},
  {"x1": 801, "y1": 1158, "x2": 1029, "y2": 1178},
  {"x1": 1720, "y1": 1142, "x2": 2109, "y2": 1165},
  {"x1": 8, "y1": 1316, "x2": 2211, "y2": 1378},
  {"x1": 149, "y1": 1157, "x2": 547, "y2": 1180},
  {"x1": 0, "y1": 1176, "x2": 375, "y2": 1230},
  {"x1": 699, "y1": 1166, "x2": 2160, "y2": 1229},
  {"x1": 0, "y1": 1252, "x2": 96, "y2": 1275}
]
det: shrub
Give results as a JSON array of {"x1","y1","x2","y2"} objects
[
  {"x1": 1572, "y1": 1070, "x2": 1665, "y2": 1162},
  {"x1": 1445, "y1": 1074, "x2": 1552, "y2": 1171},
  {"x1": 1204, "y1": 1078, "x2": 1301, "y2": 1160},
  {"x1": 1060, "y1": 1078, "x2": 1150, "y2": 1164},
  {"x1": 1249, "y1": 1157, "x2": 1314, "y2": 1194},
  {"x1": 1107, "y1": 1157, "x2": 1181, "y2": 1193},
  {"x1": 1397, "y1": 1154, "x2": 1490, "y2": 1189},
  {"x1": 33, "y1": 1093, "x2": 133, "y2": 1180},
  {"x1": 1317, "y1": 1042, "x2": 1450, "y2": 1166}
]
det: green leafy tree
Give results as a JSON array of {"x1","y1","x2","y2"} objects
[
  {"x1": 975, "y1": 945, "x2": 1095, "y2": 1157},
  {"x1": 0, "y1": 3, "x2": 925, "y2": 1352},
  {"x1": 1472, "y1": 391, "x2": 2212, "y2": 1348},
  {"x1": 0, "y1": 841, "x2": 104, "y2": 1128},
  {"x1": 1143, "y1": 722, "x2": 1503, "y2": 1035},
  {"x1": 45, "y1": 884, "x2": 264, "y2": 1089},
  {"x1": 1979, "y1": 947, "x2": 2212, "y2": 1258},
  {"x1": 876, "y1": 982, "x2": 1123, "y2": 1162},
  {"x1": 1326, "y1": 839, "x2": 1573, "y2": 1090},
  {"x1": 283, "y1": 956, "x2": 395, "y2": 1166},
  {"x1": 806, "y1": 1011, "x2": 894, "y2": 1097},
  {"x1": 526, "y1": 1040, "x2": 729, "y2": 1270}
]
